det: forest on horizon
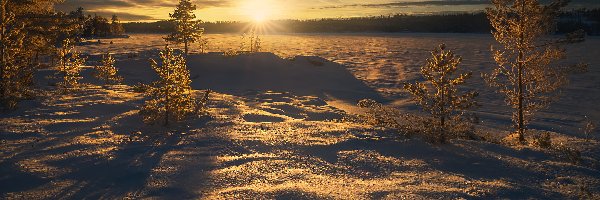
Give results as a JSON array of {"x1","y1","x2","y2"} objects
[{"x1": 122, "y1": 9, "x2": 600, "y2": 35}]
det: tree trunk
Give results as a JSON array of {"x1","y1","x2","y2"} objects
[
  {"x1": 440, "y1": 86, "x2": 446, "y2": 143},
  {"x1": 184, "y1": 41, "x2": 188, "y2": 55},
  {"x1": 516, "y1": 0, "x2": 526, "y2": 143},
  {"x1": 517, "y1": 51, "x2": 525, "y2": 142},
  {"x1": 164, "y1": 53, "x2": 170, "y2": 126},
  {"x1": 165, "y1": 85, "x2": 169, "y2": 126}
]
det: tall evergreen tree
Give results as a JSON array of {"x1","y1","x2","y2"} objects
[
  {"x1": 485, "y1": 0, "x2": 587, "y2": 143},
  {"x1": 403, "y1": 44, "x2": 478, "y2": 143},
  {"x1": 165, "y1": 0, "x2": 204, "y2": 55},
  {"x1": 0, "y1": 0, "x2": 30, "y2": 109},
  {"x1": 141, "y1": 45, "x2": 199, "y2": 125}
]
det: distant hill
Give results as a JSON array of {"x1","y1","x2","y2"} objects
[{"x1": 123, "y1": 9, "x2": 600, "y2": 35}]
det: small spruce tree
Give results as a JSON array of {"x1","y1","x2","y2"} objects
[
  {"x1": 141, "y1": 45, "x2": 198, "y2": 125},
  {"x1": 165, "y1": 0, "x2": 204, "y2": 55},
  {"x1": 485, "y1": 0, "x2": 587, "y2": 143},
  {"x1": 403, "y1": 44, "x2": 478, "y2": 143},
  {"x1": 94, "y1": 52, "x2": 122, "y2": 85},
  {"x1": 55, "y1": 38, "x2": 86, "y2": 89}
]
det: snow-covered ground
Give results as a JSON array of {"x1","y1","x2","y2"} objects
[{"x1": 1, "y1": 33, "x2": 599, "y2": 199}]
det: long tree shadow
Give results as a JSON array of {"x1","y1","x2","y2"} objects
[{"x1": 0, "y1": 85, "x2": 240, "y2": 199}]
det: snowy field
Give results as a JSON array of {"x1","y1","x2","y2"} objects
[
  {"x1": 1, "y1": 33, "x2": 600, "y2": 199},
  {"x1": 77, "y1": 33, "x2": 600, "y2": 134}
]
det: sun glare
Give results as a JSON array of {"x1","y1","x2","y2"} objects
[
  {"x1": 253, "y1": 13, "x2": 266, "y2": 23},
  {"x1": 239, "y1": 0, "x2": 279, "y2": 23}
]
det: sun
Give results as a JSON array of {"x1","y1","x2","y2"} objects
[
  {"x1": 239, "y1": 0, "x2": 280, "y2": 23},
  {"x1": 252, "y1": 13, "x2": 267, "y2": 23}
]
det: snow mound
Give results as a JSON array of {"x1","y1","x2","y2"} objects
[{"x1": 114, "y1": 52, "x2": 384, "y2": 103}]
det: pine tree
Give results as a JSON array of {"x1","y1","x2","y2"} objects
[
  {"x1": 1, "y1": 0, "x2": 76, "y2": 109},
  {"x1": 165, "y1": 0, "x2": 204, "y2": 55},
  {"x1": 55, "y1": 38, "x2": 86, "y2": 89},
  {"x1": 94, "y1": 52, "x2": 122, "y2": 85},
  {"x1": 403, "y1": 44, "x2": 478, "y2": 143},
  {"x1": 141, "y1": 45, "x2": 200, "y2": 125},
  {"x1": 0, "y1": 1, "x2": 31, "y2": 109},
  {"x1": 485, "y1": 0, "x2": 587, "y2": 143}
]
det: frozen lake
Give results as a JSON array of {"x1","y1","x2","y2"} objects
[{"x1": 79, "y1": 33, "x2": 600, "y2": 134}]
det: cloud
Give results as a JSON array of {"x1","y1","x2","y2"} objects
[
  {"x1": 54, "y1": 0, "x2": 233, "y2": 21},
  {"x1": 56, "y1": 0, "x2": 136, "y2": 11},
  {"x1": 55, "y1": 0, "x2": 231, "y2": 12},
  {"x1": 85, "y1": 11, "x2": 158, "y2": 21}
]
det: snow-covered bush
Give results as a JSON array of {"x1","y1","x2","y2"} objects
[
  {"x1": 531, "y1": 131, "x2": 552, "y2": 149},
  {"x1": 140, "y1": 45, "x2": 208, "y2": 125},
  {"x1": 357, "y1": 99, "x2": 478, "y2": 143},
  {"x1": 94, "y1": 52, "x2": 123, "y2": 85}
]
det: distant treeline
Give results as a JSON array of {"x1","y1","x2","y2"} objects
[
  {"x1": 124, "y1": 9, "x2": 600, "y2": 35},
  {"x1": 69, "y1": 7, "x2": 125, "y2": 38}
]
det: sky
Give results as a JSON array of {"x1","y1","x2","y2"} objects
[{"x1": 55, "y1": 0, "x2": 600, "y2": 22}]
